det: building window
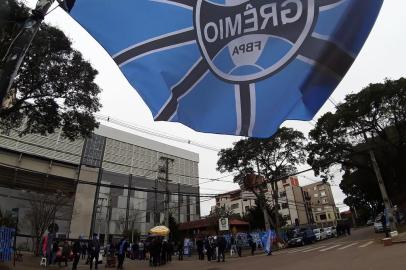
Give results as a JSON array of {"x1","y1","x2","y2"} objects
[
  {"x1": 282, "y1": 203, "x2": 289, "y2": 209},
  {"x1": 314, "y1": 194, "x2": 318, "y2": 198},
  {"x1": 328, "y1": 213, "x2": 332, "y2": 219},
  {"x1": 322, "y1": 198, "x2": 328, "y2": 204},
  {"x1": 317, "y1": 208, "x2": 322, "y2": 212},
  {"x1": 231, "y1": 203, "x2": 239, "y2": 210},
  {"x1": 279, "y1": 191, "x2": 287, "y2": 197},
  {"x1": 146, "y1": 212, "x2": 150, "y2": 223},
  {"x1": 320, "y1": 191, "x2": 326, "y2": 197},
  {"x1": 245, "y1": 206, "x2": 250, "y2": 212},
  {"x1": 314, "y1": 187, "x2": 317, "y2": 191},
  {"x1": 320, "y1": 214, "x2": 327, "y2": 220}
]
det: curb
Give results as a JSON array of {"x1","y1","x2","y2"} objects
[{"x1": 392, "y1": 240, "x2": 406, "y2": 244}]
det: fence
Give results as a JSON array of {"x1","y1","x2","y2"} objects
[{"x1": 0, "y1": 227, "x2": 15, "y2": 262}]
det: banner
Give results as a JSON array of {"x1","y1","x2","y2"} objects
[
  {"x1": 219, "y1": 217, "x2": 229, "y2": 231},
  {"x1": 67, "y1": 0, "x2": 383, "y2": 137},
  {"x1": 0, "y1": 227, "x2": 15, "y2": 262},
  {"x1": 260, "y1": 230, "x2": 276, "y2": 254}
]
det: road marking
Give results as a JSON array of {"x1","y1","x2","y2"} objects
[
  {"x1": 338, "y1": 242, "x2": 358, "y2": 250},
  {"x1": 320, "y1": 244, "x2": 342, "y2": 251},
  {"x1": 302, "y1": 246, "x2": 327, "y2": 253},
  {"x1": 287, "y1": 246, "x2": 317, "y2": 254},
  {"x1": 359, "y1": 241, "x2": 374, "y2": 248}
]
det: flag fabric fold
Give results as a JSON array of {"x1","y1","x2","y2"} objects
[{"x1": 67, "y1": 0, "x2": 383, "y2": 138}]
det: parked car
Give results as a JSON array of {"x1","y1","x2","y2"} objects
[
  {"x1": 313, "y1": 228, "x2": 327, "y2": 241},
  {"x1": 366, "y1": 219, "x2": 374, "y2": 226},
  {"x1": 374, "y1": 220, "x2": 384, "y2": 233},
  {"x1": 288, "y1": 229, "x2": 316, "y2": 247},
  {"x1": 325, "y1": 227, "x2": 337, "y2": 238}
]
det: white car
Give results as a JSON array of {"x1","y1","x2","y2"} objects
[
  {"x1": 325, "y1": 227, "x2": 337, "y2": 238},
  {"x1": 313, "y1": 228, "x2": 328, "y2": 241}
]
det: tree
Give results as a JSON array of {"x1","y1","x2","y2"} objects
[
  {"x1": 217, "y1": 127, "x2": 306, "y2": 234},
  {"x1": 243, "y1": 202, "x2": 287, "y2": 231},
  {"x1": 26, "y1": 192, "x2": 71, "y2": 255},
  {"x1": 0, "y1": 208, "x2": 17, "y2": 228},
  {"x1": 307, "y1": 78, "x2": 406, "y2": 210},
  {"x1": 0, "y1": 0, "x2": 101, "y2": 140},
  {"x1": 209, "y1": 205, "x2": 238, "y2": 219},
  {"x1": 243, "y1": 201, "x2": 265, "y2": 231}
]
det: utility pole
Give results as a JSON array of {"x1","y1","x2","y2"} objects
[
  {"x1": 369, "y1": 150, "x2": 397, "y2": 233},
  {"x1": 0, "y1": 0, "x2": 56, "y2": 105},
  {"x1": 178, "y1": 183, "x2": 181, "y2": 223},
  {"x1": 96, "y1": 197, "x2": 107, "y2": 237},
  {"x1": 106, "y1": 196, "x2": 112, "y2": 244},
  {"x1": 159, "y1": 156, "x2": 174, "y2": 228},
  {"x1": 153, "y1": 178, "x2": 158, "y2": 225}
]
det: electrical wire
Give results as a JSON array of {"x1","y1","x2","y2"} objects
[{"x1": 96, "y1": 114, "x2": 221, "y2": 152}]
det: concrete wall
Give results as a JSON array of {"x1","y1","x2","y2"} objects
[{"x1": 69, "y1": 165, "x2": 99, "y2": 239}]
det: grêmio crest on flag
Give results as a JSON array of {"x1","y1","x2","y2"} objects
[{"x1": 66, "y1": 0, "x2": 383, "y2": 138}]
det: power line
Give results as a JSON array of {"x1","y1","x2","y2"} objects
[{"x1": 96, "y1": 114, "x2": 221, "y2": 151}]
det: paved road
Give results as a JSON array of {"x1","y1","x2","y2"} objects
[{"x1": 4, "y1": 227, "x2": 405, "y2": 270}]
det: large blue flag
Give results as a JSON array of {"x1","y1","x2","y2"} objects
[{"x1": 67, "y1": 0, "x2": 383, "y2": 137}]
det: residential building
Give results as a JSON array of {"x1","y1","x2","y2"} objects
[
  {"x1": 214, "y1": 176, "x2": 310, "y2": 226},
  {"x1": 213, "y1": 189, "x2": 256, "y2": 217},
  {"x1": 302, "y1": 181, "x2": 340, "y2": 226},
  {"x1": 274, "y1": 176, "x2": 310, "y2": 226},
  {"x1": 0, "y1": 124, "x2": 200, "y2": 247}
]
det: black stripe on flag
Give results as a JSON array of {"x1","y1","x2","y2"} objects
[
  {"x1": 298, "y1": 36, "x2": 355, "y2": 78},
  {"x1": 113, "y1": 29, "x2": 196, "y2": 66},
  {"x1": 155, "y1": 59, "x2": 209, "y2": 121},
  {"x1": 239, "y1": 83, "x2": 251, "y2": 137}
]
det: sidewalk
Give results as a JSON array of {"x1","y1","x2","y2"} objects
[{"x1": 392, "y1": 231, "x2": 406, "y2": 243}]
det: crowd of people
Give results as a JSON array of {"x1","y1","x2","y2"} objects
[{"x1": 40, "y1": 232, "x2": 263, "y2": 269}]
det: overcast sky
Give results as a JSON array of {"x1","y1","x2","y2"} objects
[{"x1": 25, "y1": 0, "x2": 406, "y2": 216}]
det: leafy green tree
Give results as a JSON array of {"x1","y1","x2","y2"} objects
[
  {"x1": 209, "y1": 205, "x2": 238, "y2": 219},
  {"x1": 307, "y1": 78, "x2": 406, "y2": 212},
  {"x1": 0, "y1": 0, "x2": 101, "y2": 140},
  {"x1": 217, "y1": 127, "x2": 306, "y2": 233}
]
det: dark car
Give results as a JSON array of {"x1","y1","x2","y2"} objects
[{"x1": 288, "y1": 229, "x2": 316, "y2": 247}]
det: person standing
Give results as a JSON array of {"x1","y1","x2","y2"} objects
[
  {"x1": 59, "y1": 240, "x2": 70, "y2": 267},
  {"x1": 51, "y1": 240, "x2": 59, "y2": 265},
  {"x1": 230, "y1": 235, "x2": 237, "y2": 257},
  {"x1": 381, "y1": 213, "x2": 390, "y2": 238},
  {"x1": 89, "y1": 234, "x2": 100, "y2": 270},
  {"x1": 117, "y1": 236, "x2": 129, "y2": 270},
  {"x1": 138, "y1": 240, "x2": 145, "y2": 260},
  {"x1": 205, "y1": 237, "x2": 212, "y2": 261},
  {"x1": 236, "y1": 236, "x2": 242, "y2": 257},
  {"x1": 72, "y1": 239, "x2": 82, "y2": 270},
  {"x1": 248, "y1": 234, "x2": 256, "y2": 256},
  {"x1": 161, "y1": 239, "x2": 168, "y2": 265},
  {"x1": 196, "y1": 238, "x2": 204, "y2": 260},
  {"x1": 167, "y1": 241, "x2": 173, "y2": 262},
  {"x1": 217, "y1": 235, "x2": 226, "y2": 263},
  {"x1": 81, "y1": 243, "x2": 87, "y2": 260},
  {"x1": 177, "y1": 240, "x2": 184, "y2": 261}
]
